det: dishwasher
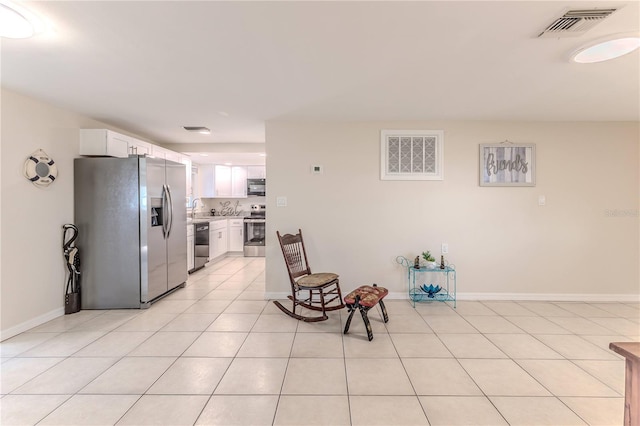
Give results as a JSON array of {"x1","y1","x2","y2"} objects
[{"x1": 193, "y1": 222, "x2": 209, "y2": 272}]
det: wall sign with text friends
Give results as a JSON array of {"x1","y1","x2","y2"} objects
[{"x1": 479, "y1": 143, "x2": 535, "y2": 187}]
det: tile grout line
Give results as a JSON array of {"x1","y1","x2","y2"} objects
[
  {"x1": 270, "y1": 303, "x2": 300, "y2": 426},
  {"x1": 457, "y1": 301, "x2": 607, "y2": 425},
  {"x1": 447, "y1": 302, "x2": 512, "y2": 425},
  {"x1": 339, "y1": 304, "x2": 353, "y2": 426},
  {"x1": 2, "y1": 261, "x2": 635, "y2": 426},
  {"x1": 493, "y1": 300, "x2": 625, "y2": 425},
  {"x1": 192, "y1": 256, "x2": 261, "y2": 426}
]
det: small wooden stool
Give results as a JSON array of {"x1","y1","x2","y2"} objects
[{"x1": 343, "y1": 284, "x2": 389, "y2": 341}]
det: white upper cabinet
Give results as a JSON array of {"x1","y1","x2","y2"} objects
[
  {"x1": 195, "y1": 165, "x2": 248, "y2": 198},
  {"x1": 214, "y1": 165, "x2": 232, "y2": 197},
  {"x1": 80, "y1": 129, "x2": 192, "y2": 201},
  {"x1": 198, "y1": 165, "x2": 215, "y2": 198},
  {"x1": 181, "y1": 157, "x2": 193, "y2": 200},
  {"x1": 128, "y1": 139, "x2": 151, "y2": 156},
  {"x1": 247, "y1": 165, "x2": 266, "y2": 179},
  {"x1": 80, "y1": 129, "x2": 184, "y2": 162},
  {"x1": 231, "y1": 166, "x2": 248, "y2": 197},
  {"x1": 79, "y1": 129, "x2": 130, "y2": 158},
  {"x1": 154, "y1": 146, "x2": 183, "y2": 163},
  {"x1": 207, "y1": 165, "x2": 247, "y2": 198},
  {"x1": 150, "y1": 146, "x2": 166, "y2": 159}
]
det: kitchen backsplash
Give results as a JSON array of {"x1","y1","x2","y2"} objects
[{"x1": 197, "y1": 197, "x2": 266, "y2": 217}]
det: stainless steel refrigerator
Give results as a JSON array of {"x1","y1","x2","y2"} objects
[{"x1": 74, "y1": 156, "x2": 187, "y2": 309}]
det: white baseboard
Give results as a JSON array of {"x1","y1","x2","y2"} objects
[
  {"x1": 264, "y1": 291, "x2": 640, "y2": 303},
  {"x1": 455, "y1": 293, "x2": 640, "y2": 302},
  {"x1": 0, "y1": 307, "x2": 64, "y2": 341}
]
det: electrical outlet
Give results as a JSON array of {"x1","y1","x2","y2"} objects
[
  {"x1": 441, "y1": 243, "x2": 449, "y2": 254},
  {"x1": 276, "y1": 196, "x2": 287, "y2": 207}
]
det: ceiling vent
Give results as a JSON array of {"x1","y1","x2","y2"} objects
[
  {"x1": 183, "y1": 126, "x2": 210, "y2": 134},
  {"x1": 538, "y1": 9, "x2": 617, "y2": 38}
]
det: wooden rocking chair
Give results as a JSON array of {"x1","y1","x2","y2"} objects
[{"x1": 274, "y1": 229, "x2": 345, "y2": 322}]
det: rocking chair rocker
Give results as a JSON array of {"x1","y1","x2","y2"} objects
[{"x1": 274, "y1": 229, "x2": 345, "y2": 322}]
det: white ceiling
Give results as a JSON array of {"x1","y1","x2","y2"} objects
[{"x1": 2, "y1": 1, "x2": 639, "y2": 145}]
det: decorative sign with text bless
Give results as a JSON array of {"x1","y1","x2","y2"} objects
[{"x1": 479, "y1": 143, "x2": 535, "y2": 186}]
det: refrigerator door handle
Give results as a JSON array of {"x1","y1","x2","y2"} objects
[
  {"x1": 161, "y1": 184, "x2": 169, "y2": 239},
  {"x1": 166, "y1": 184, "x2": 173, "y2": 238}
]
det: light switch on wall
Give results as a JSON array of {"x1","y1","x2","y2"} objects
[
  {"x1": 538, "y1": 195, "x2": 546, "y2": 206},
  {"x1": 276, "y1": 196, "x2": 287, "y2": 207}
]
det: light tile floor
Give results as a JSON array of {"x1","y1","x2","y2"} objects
[{"x1": 1, "y1": 256, "x2": 639, "y2": 425}]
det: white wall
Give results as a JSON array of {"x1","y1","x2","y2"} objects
[
  {"x1": 2, "y1": 91, "x2": 638, "y2": 338},
  {"x1": 265, "y1": 121, "x2": 639, "y2": 301},
  {"x1": 1, "y1": 89, "x2": 126, "y2": 339}
]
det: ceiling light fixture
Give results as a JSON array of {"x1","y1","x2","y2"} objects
[
  {"x1": 572, "y1": 36, "x2": 640, "y2": 63},
  {"x1": 183, "y1": 126, "x2": 211, "y2": 135},
  {"x1": 0, "y1": 0, "x2": 44, "y2": 39}
]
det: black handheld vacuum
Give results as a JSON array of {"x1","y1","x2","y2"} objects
[{"x1": 63, "y1": 224, "x2": 81, "y2": 314}]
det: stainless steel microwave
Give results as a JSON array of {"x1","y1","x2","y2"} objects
[{"x1": 247, "y1": 178, "x2": 265, "y2": 196}]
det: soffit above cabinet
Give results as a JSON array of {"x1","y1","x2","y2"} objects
[{"x1": 187, "y1": 152, "x2": 265, "y2": 166}]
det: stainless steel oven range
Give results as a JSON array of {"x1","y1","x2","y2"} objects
[{"x1": 244, "y1": 204, "x2": 265, "y2": 257}]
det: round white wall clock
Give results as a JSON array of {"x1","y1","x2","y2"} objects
[{"x1": 24, "y1": 149, "x2": 58, "y2": 187}]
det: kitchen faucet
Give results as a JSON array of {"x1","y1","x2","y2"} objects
[{"x1": 191, "y1": 198, "x2": 200, "y2": 219}]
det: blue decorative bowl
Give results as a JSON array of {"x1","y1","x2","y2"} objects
[{"x1": 420, "y1": 284, "x2": 442, "y2": 298}]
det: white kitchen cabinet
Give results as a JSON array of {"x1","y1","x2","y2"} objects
[
  {"x1": 181, "y1": 156, "x2": 193, "y2": 200},
  {"x1": 231, "y1": 166, "x2": 247, "y2": 197},
  {"x1": 209, "y1": 220, "x2": 228, "y2": 260},
  {"x1": 161, "y1": 148, "x2": 183, "y2": 163},
  {"x1": 191, "y1": 165, "x2": 199, "y2": 200},
  {"x1": 216, "y1": 226, "x2": 228, "y2": 259},
  {"x1": 150, "y1": 146, "x2": 166, "y2": 159},
  {"x1": 149, "y1": 145, "x2": 181, "y2": 162},
  {"x1": 79, "y1": 129, "x2": 130, "y2": 158},
  {"x1": 247, "y1": 165, "x2": 266, "y2": 179},
  {"x1": 204, "y1": 165, "x2": 247, "y2": 198},
  {"x1": 128, "y1": 139, "x2": 151, "y2": 156},
  {"x1": 187, "y1": 225, "x2": 195, "y2": 272},
  {"x1": 208, "y1": 224, "x2": 216, "y2": 260},
  {"x1": 198, "y1": 165, "x2": 215, "y2": 198},
  {"x1": 214, "y1": 165, "x2": 232, "y2": 197},
  {"x1": 80, "y1": 128, "x2": 178, "y2": 160},
  {"x1": 228, "y1": 219, "x2": 244, "y2": 252},
  {"x1": 79, "y1": 128, "x2": 151, "y2": 157}
]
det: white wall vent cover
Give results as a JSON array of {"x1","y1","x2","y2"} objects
[
  {"x1": 380, "y1": 130, "x2": 444, "y2": 181},
  {"x1": 538, "y1": 9, "x2": 617, "y2": 38}
]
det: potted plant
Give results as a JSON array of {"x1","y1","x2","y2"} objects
[{"x1": 422, "y1": 251, "x2": 437, "y2": 269}]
